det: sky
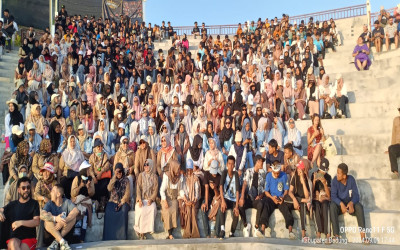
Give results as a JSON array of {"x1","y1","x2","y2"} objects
[{"x1": 145, "y1": 0, "x2": 399, "y2": 26}]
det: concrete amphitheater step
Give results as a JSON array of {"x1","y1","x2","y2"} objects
[
  {"x1": 83, "y1": 207, "x2": 400, "y2": 245},
  {"x1": 347, "y1": 102, "x2": 398, "y2": 118}
]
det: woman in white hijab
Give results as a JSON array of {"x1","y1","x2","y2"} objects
[
  {"x1": 284, "y1": 118, "x2": 303, "y2": 156},
  {"x1": 161, "y1": 84, "x2": 172, "y2": 105},
  {"x1": 129, "y1": 121, "x2": 140, "y2": 145},
  {"x1": 93, "y1": 119, "x2": 115, "y2": 156},
  {"x1": 147, "y1": 121, "x2": 160, "y2": 153},
  {"x1": 172, "y1": 84, "x2": 182, "y2": 105},
  {"x1": 59, "y1": 135, "x2": 85, "y2": 198}
]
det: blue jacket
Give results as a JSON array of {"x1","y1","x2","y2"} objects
[{"x1": 331, "y1": 175, "x2": 360, "y2": 206}]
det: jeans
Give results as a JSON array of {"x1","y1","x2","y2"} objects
[
  {"x1": 388, "y1": 144, "x2": 400, "y2": 172},
  {"x1": 245, "y1": 151, "x2": 254, "y2": 169},
  {"x1": 144, "y1": 69, "x2": 156, "y2": 82},
  {"x1": 63, "y1": 106, "x2": 70, "y2": 118},
  {"x1": 330, "y1": 202, "x2": 365, "y2": 236},
  {"x1": 319, "y1": 99, "x2": 325, "y2": 116},
  {"x1": 218, "y1": 199, "x2": 247, "y2": 234}
]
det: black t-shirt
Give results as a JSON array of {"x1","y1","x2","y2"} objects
[
  {"x1": 193, "y1": 27, "x2": 200, "y2": 33},
  {"x1": 3, "y1": 199, "x2": 39, "y2": 240},
  {"x1": 125, "y1": 59, "x2": 135, "y2": 71},
  {"x1": 265, "y1": 150, "x2": 284, "y2": 166},
  {"x1": 311, "y1": 172, "x2": 331, "y2": 193},
  {"x1": 204, "y1": 172, "x2": 221, "y2": 199},
  {"x1": 290, "y1": 174, "x2": 310, "y2": 199}
]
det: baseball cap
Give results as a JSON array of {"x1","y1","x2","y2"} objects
[
  {"x1": 296, "y1": 160, "x2": 305, "y2": 171},
  {"x1": 27, "y1": 122, "x2": 36, "y2": 131},
  {"x1": 186, "y1": 159, "x2": 194, "y2": 170},
  {"x1": 210, "y1": 160, "x2": 219, "y2": 174},
  {"x1": 40, "y1": 162, "x2": 55, "y2": 174}
]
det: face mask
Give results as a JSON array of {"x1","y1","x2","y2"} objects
[
  {"x1": 96, "y1": 152, "x2": 102, "y2": 157},
  {"x1": 19, "y1": 172, "x2": 27, "y2": 178}
]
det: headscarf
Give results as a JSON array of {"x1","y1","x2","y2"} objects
[
  {"x1": 205, "y1": 121, "x2": 214, "y2": 140},
  {"x1": 15, "y1": 140, "x2": 31, "y2": 168},
  {"x1": 232, "y1": 90, "x2": 244, "y2": 111},
  {"x1": 129, "y1": 121, "x2": 140, "y2": 143},
  {"x1": 62, "y1": 135, "x2": 84, "y2": 172},
  {"x1": 184, "y1": 95, "x2": 195, "y2": 113},
  {"x1": 241, "y1": 118, "x2": 252, "y2": 140},
  {"x1": 219, "y1": 117, "x2": 234, "y2": 146},
  {"x1": 117, "y1": 137, "x2": 134, "y2": 169},
  {"x1": 141, "y1": 159, "x2": 156, "y2": 199},
  {"x1": 27, "y1": 104, "x2": 45, "y2": 136},
  {"x1": 48, "y1": 120, "x2": 61, "y2": 153},
  {"x1": 9, "y1": 103, "x2": 23, "y2": 126},
  {"x1": 77, "y1": 126, "x2": 88, "y2": 150},
  {"x1": 178, "y1": 123, "x2": 188, "y2": 150},
  {"x1": 189, "y1": 135, "x2": 203, "y2": 161},
  {"x1": 39, "y1": 139, "x2": 52, "y2": 158},
  {"x1": 166, "y1": 159, "x2": 180, "y2": 185},
  {"x1": 287, "y1": 118, "x2": 300, "y2": 143},
  {"x1": 112, "y1": 163, "x2": 129, "y2": 203},
  {"x1": 132, "y1": 96, "x2": 141, "y2": 120}
]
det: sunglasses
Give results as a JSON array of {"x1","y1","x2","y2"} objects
[
  {"x1": 101, "y1": 112, "x2": 106, "y2": 115},
  {"x1": 122, "y1": 141, "x2": 129, "y2": 144},
  {"x1": 21, "y1": 185, "x2": 31, "y2": 191},
  {"x1": 161, "y1": 139, "x2": 166, "y2": 142},
  {"x1": 257, "y1": 109, "x2": 262, "y2": 111},
  {"x1": 115, "y1": 170, "x2": 122, "y2": 174},
  {"x1": 242, "y1": 109, "x2": 247, "y2": 111},
  {"x1": 144, "y1": 162, "x2": 149, "y2": 167},
  {"x1": 225, "y1": 122, "x2": 231, "y2": 125}
]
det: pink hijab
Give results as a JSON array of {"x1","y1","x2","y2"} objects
[{"x1": 132, "y1": 96, "x2": 141, "y2": 120}]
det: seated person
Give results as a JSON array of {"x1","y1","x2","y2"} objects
[
  {"x1": 40, "y1": 184, "x2": 79, "y2": 250},
  {"x1": 330, "y1": 163, "x2": 368, "y2": 244},
  {"x1": 4, "y1": 165, "x2": 28, "y2": 205},
  {"x1": 265, "y1": 139, "x2": 284, "y2": 171},
  {"x1": 0, "y1": 177, "x2": 40, "y2": 250}
]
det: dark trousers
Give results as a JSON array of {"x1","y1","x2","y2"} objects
[
  {"x1": 337, "y1": 95, "x2": 348, "y2": 117},
  {"x1": 250, "y1": 198, "x2": 269, "y2": 228},
  {"x1": 313, "y1": 200, "x2": 330, "y2": 234},
  {"x1": 60, "y1": 176, "x2": 74, "y2": 199},
  {"x1": 265, "y1": 197, "x2": 294, "y2": 229},
  {"x1": 285, "y1": 200, "x2": 307, "y2": 231},
  {"x1": 330, "y1": 202, "x2": 365, "y2": 236},
  {"x1": 93, "y1": 178, "x2": 111, "y2": 202},
  {"x1": 388, "y1": 144, "x2": 400, "y2": 172},
  {"x1": 219, "y1": 199, "x2": 246, "y2": 233}
]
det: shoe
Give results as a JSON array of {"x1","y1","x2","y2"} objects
[
  {"x1": 47, "y1": 240, "x2": 59, "y2": 250},
  {"x1": 254, "y1": 228, "x2": 264, "y2": 238},
  {"x1": 289, "y1": 231, "x2": 297, "y2": 240},
  {"x1": 243, "y1": 223, "x2": 251, "y2": 237},
  {"x1": 60, "y1": 241, "x2": 71, "y2": 250},
  {"x1": 229, "y1": 232, "x2": 235, "y2": 238},
  {"x1": 219, "y1": 230, "x2": 225, "y2": 240},
  {"x1": 390, "y1": 172, "x2": 399, "y2": 179}
]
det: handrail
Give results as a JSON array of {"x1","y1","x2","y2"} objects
[
  {"x1": 173, "y1": 4, "x2": 368, "y2": 36},
  {"x1": 370, "y1": 7, "x2": 397, "y2": 24}
]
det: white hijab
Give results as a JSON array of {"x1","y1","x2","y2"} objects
[{"x1": 62, "y1": 135, "x2": 84, "y2": 172}]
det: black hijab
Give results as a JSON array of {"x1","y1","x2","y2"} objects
[
  {"x1": 189, "y1": 134, "x2": 203, "y2": 161},
  {"x1": 205, "y1": 121, "x2": 214, "y2": 139},
  {"x1": 25, "y1": 53, "x2": 34, "y2": 72},
  {"x1": 219, "y1": 117, "x2": 234, "y2": 146},
  {"x1": 48, "y1": 120, "x2": 61, "y2": 153},
  {"x1": 9, "y1": 103, "x2": 23, "y2": 126},
  {"x1": 232, "y1": 90, "x2": 244, "y2": 112},
  {"x1": 28, "y1": 91, "x2": 39, "y2": 105}
]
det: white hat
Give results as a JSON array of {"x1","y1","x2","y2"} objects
[
  {"x1": 146, "y1": 75, "x2": 152, "y2": 82},
  {"x1": 279, "y1": 55, "x2": 284, "y2": 60},
  {"x1": 51, "y1": 94, "x2": 60, "y2": 102},
  {"x1": 79, "y1": 160, "x2": 91, "y2": 171},
  {"x1": 158, "y1": 106, "x2": 164, "y2": 112},
  {"x1": 27, "y1": 122, "x2": 36, "y2": 131},
  {"x1": 286, "y1": 68, "x2": 292, "y2": 74},
  {"x1": 69, "y1": 82, "x2": 76, "y2": 88},
  {"x1": 127, "y1": 109, "x2": 134, "y2": 115},
  {"x1": 213, "y1": 85, "x2": 220, "y2": 92},
  {"x1": 139, "y1": 135, "x2": 148, "y2": 143},
  {"x1": 140, "y1": 84, "x2": 146, "y2": 90},
  {"x1": 45, "y1": 81, "x2": 52, "y2": 88},
  {"x1": 78, "y1": 124, "x2": 85, "y2": 130},
  {"x1": 248, "y1": 94, "x2": 254, "y2": 105},
  {"x1": 120, "y1": 136, "x2": 129, "y2": 144},
  {"x1": 118, "y1": 123, "x2": 125, "y2": 129},
  {"x1": 184, "y1": 105, "x2": 190, "y2": 111},
  {"x1": 121, "y1": 97, "x2": 127, "y2": 103},
  {"x1": 12, "y1": 125, "x2": 23, "y2": 136},
  {"x1": 6, "y1": 98, "x2": 18, "y2": 107},
  {"x1": 260, "y1": 146, "x2": 266, "y2": 153},
  {"x1": 203, "y1": 75, "x2": 209, "y2": 81},
  {"x1": 275, "y1": 70, "x2": 281, "y2": 75},
  {"x1": 235, "y1": 131, "x2": 242, "y2": 142},
  {"x1": 114, "y1": 109, "x2": 122, "y2": 116},
  {"x1": 271, "y1": 164, "x2": 282, "y2": 172}
]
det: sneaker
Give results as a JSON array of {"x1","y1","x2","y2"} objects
[
  {"x1": 254, "y1": 228, "x2": 264, "y2": 238},
  {"x1": 60, "y1": 241, "x2": 71, "y2": 250},
  {"x1": 391, "y1": 172, "x2": 399, "y2": 179},
  {"x1": 289, "y1": 231, "x2": 297, "y2": 240},
  {"x1": 229, "y1": 232, "x2": 235, "y2": 238},
  {"x1": 47, "y1": 240, "x2": 59, "y2": 250},
  {"x1": 243, "y1": 223, "x2": 251, "y2": 237},
  {"x1": 219, "y1": 230, "x2": 225, "y2": 240}
]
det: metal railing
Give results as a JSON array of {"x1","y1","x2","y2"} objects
[
  {"x1": 173, "y1": 4, "x2": 369, "y2": 36},
  {"x1": 370, "y1": 7, "x2": 397, "y2": 24}
]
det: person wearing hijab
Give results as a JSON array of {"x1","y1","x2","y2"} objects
[
  {"x1": 25, "y1": 122, "x2": 42, "y2": 155},
  {"x1": 161, "y1": 84, "x2": 172, "y2": 105},
  {"x1": 9, "y1": 140, "x2": 32, "y2": 185},
  {"x1": 268, "y1": 117, "x2": 285, "y2": 149},
  {"x1": 284, "y1": 118, "x2": 303, "y2": 156},
  {"x1": 242, "y1": 118, "x2": 256, "y2": 169},
  {"x1": 10, "y1": 125, "x2": 25, "y2": 153},
  {"x1": 103, "y1": 163, "x2": 131, "y2": 240},
  {"x1": 129, "y1": 121, "x2": 140, "y2": 146},
  {"x1": 156, "y1": 134, "x2": 178, "y2": 176},
  {"x1": 47, "y1": 120, "x2": 64, "y2": 153},
  {"x1": 147, "y1": 121, "x2": 160, "y2": 153},
  {"x1": 59, "y1": 135, "x2": 85, "y2": 198},
  {"x1": 113, "y1": 136, "x2": 135, "y2": 205},
  {"x1": 50, "y1": 104, "x2": 67, "y2": 136},
  {"x1": 203, "y1": 138, "x2": 225, "y2": 173},
  {"x1": 174, "y1": 123, "x2": 190, "y2": 168},
  {"x1": 187, "y1": 135, "x2": 204, "y2": 170},
  {"x1": 34, "y1": 162, "x2": 57, "y2": 209},
  {"x1": 178, "y1": 159, "x2": 201, "y2": 239},
  {"x1": 32, "y1": 138, "x2": 60, "y2": 184},
  {"x1": 255, "y1": 116, "x2": 269, "y2": 152},
  {"x1": 219, "y1": 117, "x2": 234, "y2": 164},
  {"x1": 5, "y1": 99, "x2": 24, "y2": 149},
  {"x1": 220, "y1": 105, "x2": 235, "y2": 131},
  {"x1": 93, "y1": 119, "x2": 115, "y2": 156},
  {"x1": 134, "y1": 158, "x2": 159, "y2": 240},
  {"x1": 202, "y1": 121, "x2": 220, "y2": 153},
  {"x1": 134, "y1": 136, "x2": 157, "y2": 177},
  {"x1": 4, "y1": 165, "x2": 28, "y2": 206},
  {"x1": 160, "y1": 159, "x2": 182, "y2": 239},
  {"x1": 89, "y1": 138, "x2": 112, "y2": 203}
]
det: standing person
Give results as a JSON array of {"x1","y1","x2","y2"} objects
[
  {"x1": 388, "y1": 106, "x2": 400, "y2": 179},
  {"x1": 330, "y1": 163, "x2": 368, "y2": 244},
  {"x1": 239, "y1": 155, "x2": 267, "y2": 237},
  {"x1": 2, "y1": 9, "x2": 15, "y2": 52},
  {"x1": 160, "y1": 160, "x2": 181, "y2": 240},
  {"x1": 103, "y1": 163, "x2": 131, "y2": 241},
  {"x1": 135, "y1": 159, "x2": 158, "y2": 240},
  {"x1": 218, "y1": 155, "x2": 247, "y2": 239},
  {"x1": 0, "y1": 177, "x2": 40, "y2": 250},
  {"x1": 40, "y1": 184, "x2": 79, "y2": 250}
]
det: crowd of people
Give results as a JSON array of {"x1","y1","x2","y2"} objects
[{"x1": 0, "y1": 4, "x2": 379, "y2": 250}]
